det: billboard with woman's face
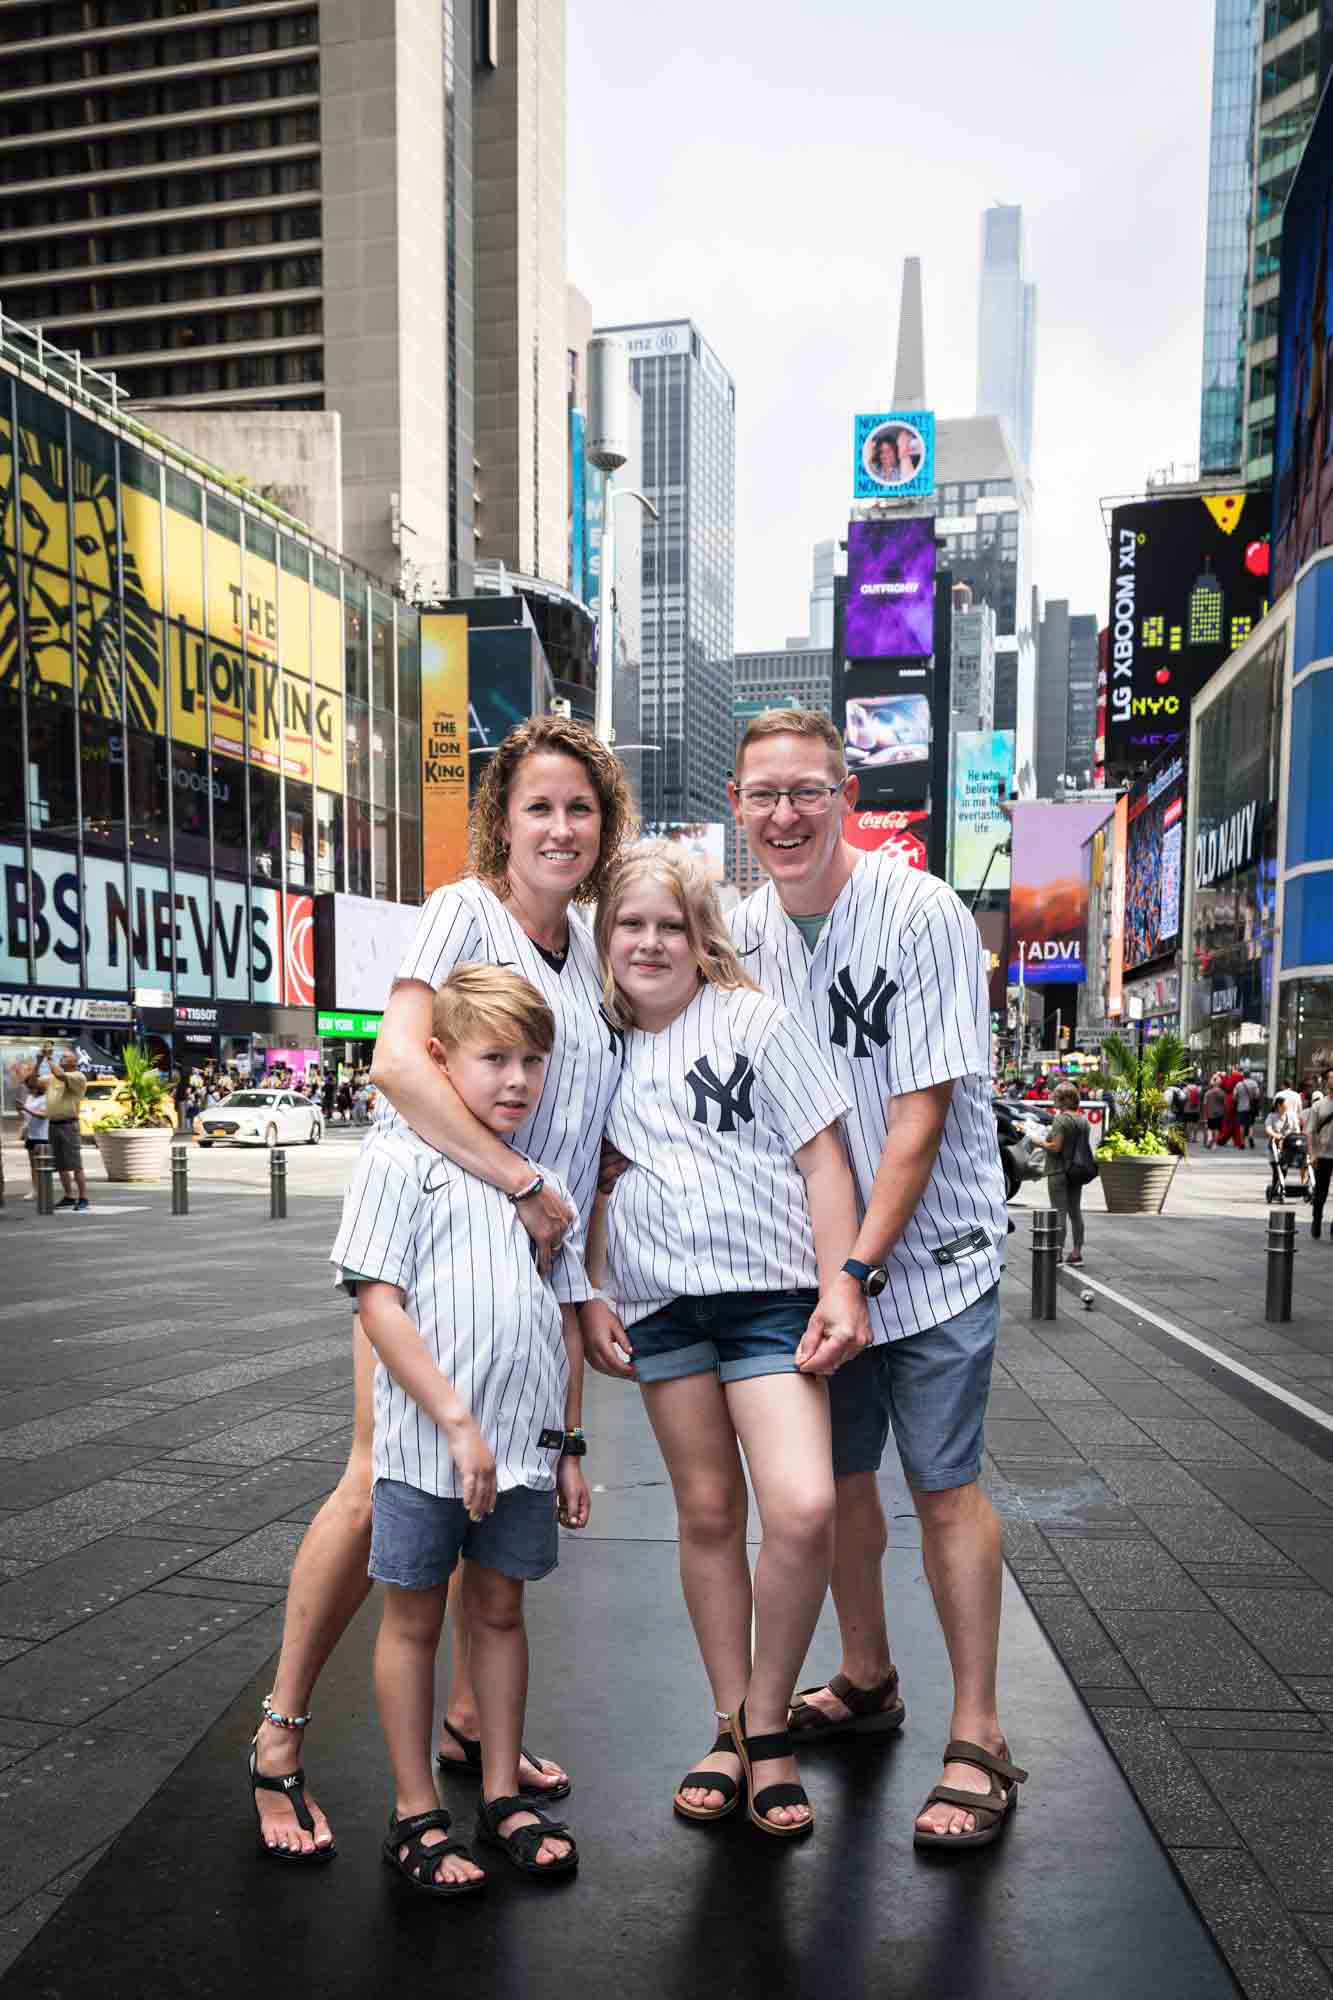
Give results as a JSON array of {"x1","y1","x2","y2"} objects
[{"x1": 852, "y1": 410, "x2": 935, "y2": 500}]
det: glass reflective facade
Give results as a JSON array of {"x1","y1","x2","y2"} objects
[{"x1": 1200, "y1": 0, "x2": 1259, "y2": 473}]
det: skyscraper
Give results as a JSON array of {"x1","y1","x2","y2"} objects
[
  {"x1": 595, "y1": 319, "x2": 736, "y2": 827},
  {"x1": 1199, "y1": 0, "x2": 1259, "y2": 474},
  {"x1": 732, "y1": 644, "x2": 834, "y2": 893},
  {"x1": 976, "y1": 204, "x2": 1037, "y2": 472}
]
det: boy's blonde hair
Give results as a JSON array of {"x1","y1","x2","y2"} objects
[
  {"x1": 734, "y1": 707, "x2": 846, "y2": 782},
  {"x1": 595, "y1": 843, "x2": 760, "y2": 1030},
  {"x1": 431, "y1": 964, "x2": 556, "y2": 1054}
]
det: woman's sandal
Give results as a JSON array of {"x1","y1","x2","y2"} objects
[
  {"x1": 913, "y1": 1739, "x2": 1028, "y2": 1850},
  {"x1": 248, "y1": 1694, "x2": 336, "y2": 1864},
  {"x1": 673, "y1": 1724, "x2": 741, "y2": 1823},
  {"x1": 788, "y1": 1667, "x2": 906, "y2": 1740},
  {"x1": 435, "y1": 1718, "x2": 572, "y2": 1801},
  {"x1": 382, "y1": 1806, "x2": 486, "y2": 1898},
  {"x1": 729, "y1": 1701, "x2": 815, "y2": 1839},
  {"x1": 475, "y1": 1794, "x2": 579, "y2": 1878}
]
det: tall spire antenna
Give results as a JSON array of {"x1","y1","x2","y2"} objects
[{"x1": 893, "y1": 256, "x2": 926, "y2": 407}]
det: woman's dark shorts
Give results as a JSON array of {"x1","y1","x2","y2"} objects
[{"x1": 629, "y1": 1289, "x2": 819, "y2": 1386}]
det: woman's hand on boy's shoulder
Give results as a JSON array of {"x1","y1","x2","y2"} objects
[
  {"x1": 513, "y1": 1176, "x2": 575, "y2": 1274},
  {"x1": 557, "y1": 1456, "x2": 590, "y2": 1530}
]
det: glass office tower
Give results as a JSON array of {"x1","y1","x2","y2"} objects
[
  {"x1": 1200, "y1": 0, "x2": 1259, "y2": 474},
  {"x1": 976, "y1": 205, "x2": 1037, "y2": 473}
]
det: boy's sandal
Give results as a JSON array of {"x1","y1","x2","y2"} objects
[
  {"x1": 475, "y1": 1794, "x2": 579, "y2": 1878},
  {"x1": 913, "y1": 1739, "x2": 1028, "y2": 1850},
  {"x1": 788, "y1": 1667, "x2": 906, "y2": 1739},
  {"x1": 673, "y1": 1726, "x2": 741, "y2": 1823},
  {"x1": 729, "y1": 1702, "x2": 814, "y2": 1839},
  {"x1": 248, "y1": 1727, "x2": 336, "y2": 1864},
  {"x1": 382, "y1": 1807, "x2": 486, "y2": 1898},
  {"x1": 436, "y1": 1718, "x2": 572, "y2": 1800}
]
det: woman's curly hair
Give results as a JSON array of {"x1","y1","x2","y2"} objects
[{"x1": 468, "y1": 714, "x2": 639, "y2": 906}]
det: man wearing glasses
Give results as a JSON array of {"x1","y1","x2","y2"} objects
[{"x1": 727, "y1": 709, "x2": 1021, "y2": 1850}]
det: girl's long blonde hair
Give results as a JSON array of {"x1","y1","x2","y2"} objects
[{"x1": 595, "y1": 843, "x2": 760, "y2": 1030}]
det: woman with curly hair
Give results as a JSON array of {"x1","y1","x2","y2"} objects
[{"x1": 249, "y1": 716, "x2": 637, "y2": 1868}]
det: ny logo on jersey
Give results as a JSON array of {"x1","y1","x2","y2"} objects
[
  {"x1": 684, "y1": 1054, "x2": 756, "y2": 1133},
  {"x1": 599, "y1": 1007, "x2": 627, "y2": 1064},
  {"x1": 829, "y1": 965, "x2": 897, "y2": 1058}
]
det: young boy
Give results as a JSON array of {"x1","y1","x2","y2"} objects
[{"x1": 329, "y1": 965, "x2": 589, "y2": 1897}]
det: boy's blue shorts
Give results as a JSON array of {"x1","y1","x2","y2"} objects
[{"x1": 369, "y1": 1478, "x2": 558, "y2": 1589}]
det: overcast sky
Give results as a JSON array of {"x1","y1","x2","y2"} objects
[{"x1": 568, "y1": 0, "x2": 1215, "y2": 653}]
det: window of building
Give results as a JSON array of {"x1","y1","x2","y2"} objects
[
  {"x1": 346, "y1": 796, "x2": 372, "y2": 897},
  {"x1": 344, "y1": 586, "x2": 368, "y2": 704},
  {"x1": 171, "y1": 739, "x2": 211, "y2": 871},
  {"x1": 127, "y1": 726, "x2": 168, "y2": 857},
  {"x1": 248, "y1": 763, "x2": 282, "y2": 881},
  {"x1": 315, "y1": 788, "x2": 343, "y2": 893},
  {"x1": 211, "y1": 750, "x2": 247, "y2": 874},
  {"x1": 80, "y1": 715, "x2": 125, "y2": 850},
  {"x1": 285, "y1": 781, "x2": 313, "y2": 887},
  {"x1": 370, "y1": 594, "x2": 394, "y2": 709},
  {"x1": 372, "y1": 804, "x2": 395, "y2": 900},
  {"x1": 345, "y1": 698, "x2": 370, "y2": 801}
]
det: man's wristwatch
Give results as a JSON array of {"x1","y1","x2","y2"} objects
[{"x1": 841, "y1": 1257, "x2": 889, "y2": 1297}]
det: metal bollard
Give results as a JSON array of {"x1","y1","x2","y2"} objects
[
  {"x1": 269, "y1": 1146, "x2": 287, "y2": 1221},
  {"x1": 34, "y1": 1141, "x2": 54, "y2": 1216},
  {"x1": 1265, "y1": 1206, "x2": 1295, "y2": 1323},
  {"x1": 1031, "y1": 1207, "x2": 1061, "y2": 1320},
  {"x1": 170, "y1": 1143, "x2": 189, "y2": 1217}
]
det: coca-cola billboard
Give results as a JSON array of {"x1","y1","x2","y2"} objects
[{"x1": 843, "y1": 808, "x2": 930, "y2": 872}]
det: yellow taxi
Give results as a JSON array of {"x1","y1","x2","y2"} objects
[{"x1": 77, "y1": 1078, "x2": 179, "y2": 1138}]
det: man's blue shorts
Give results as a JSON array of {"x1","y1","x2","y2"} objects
[
  {"x1": 369, "y1": 1478, "x2": 558, "y2": 1590},
  {"x1": 827, "y1": 1283, "x2": 999, "y2": 1492},
  {"x1": 629, "y1": 1289, "x2": 819, "y2": 1386}
]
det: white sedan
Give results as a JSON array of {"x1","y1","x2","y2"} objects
[{"x1": 197, "y1": 1089, "x2": 322, "y2": 1149}]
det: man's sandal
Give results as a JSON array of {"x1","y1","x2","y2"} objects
[
  {"x1": 381, "y1": 1807, "x2": 486, "y2": 1898},
  {"x1": 913, "y1": 1739, "x2": 1028, "y2": 1850},
  {"x1": 788, "y1": 1667, "x2": 906, "y2": 1740},
  {"x1": 729, "y1": 1701, "x2": 814, "y2": 1839},
  {"x1": 435, "y1": 1718, "x2": 571, "y2": 1800},
  {"x1": 248, "y1": 1694, "x2": 335, "y2": 1863},
  {"x1": 475, "y1": 1794, "x2": 579, "y2": 1878},
  {"x1": 673, "y1": 1723, "x2": 741, "y2": 1823}
]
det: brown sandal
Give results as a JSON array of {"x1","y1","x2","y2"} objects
[
  {"x1": 788, "y1": 1668, "x2": 906, "y2": 1739},
  {"x1": 913, "y1": 1738, "x2": 1027, "y2": 1849}
]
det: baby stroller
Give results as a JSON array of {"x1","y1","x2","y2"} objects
[{"x1": 1266, "y1": 1128, "x2": 1312, "y2": 1203}]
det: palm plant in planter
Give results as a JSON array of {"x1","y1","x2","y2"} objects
[
  {"x1": 1096, "y1": 1029, "x2": 1192, "y2": 1214},
  {"x1": 95, "y1": 1044, "x2": 176, "y2": 1183}
]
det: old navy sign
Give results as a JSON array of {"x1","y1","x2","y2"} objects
[{"x1": 1195, "y1": 801, "x2": 1258, "y2": 889}]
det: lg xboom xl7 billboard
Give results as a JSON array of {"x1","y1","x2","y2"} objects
[
  {"x1": 1105, "y1": 494, "x2": 1269, "y2": 768},
  {"x1": 1273, "y1": 66, "x2": 1333, "y2": 594}
]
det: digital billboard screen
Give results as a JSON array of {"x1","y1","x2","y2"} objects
[
  {"x1": 1106, "y1": 495, "x2": 1269, "y2": 768},
  {"x1": 843, "y1": 806, "x2": 930, "y2": 873},
  {"x1": 1008, "y1": 800, "x2": 1114, "y2": 987},
  {"x1": 844, "y1": 518, "x2": 936, "y2": 659},
  {"x1": 1122, "y1": 753, "x2": 1186, "y2": 975},
  {"x1": 852, "y1": 410, "x2": 935, "y2": 501},
  {"x1": 949, "y1": 730, "x2": 1014, "y2": 893},
  {"x1": 1274, "y1": 71, "x2": 1333, "y2": 594},
  {"x1": 842, "y1": 660, "x2": 931, "y2": 808}
]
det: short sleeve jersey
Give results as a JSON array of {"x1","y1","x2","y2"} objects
[
  {"x1": 730, "y1": 852, "x2": 1007, "y2": 1342},
  {"x1": 602, "y1": 982, "x2": 850, "y2": 1325},
  {"x1": 390, "y1": 876, "x2": 623, "y2": 1236},
  {"x1": 330, "y1": 1125, "x2": 585, "y2": 1497}
]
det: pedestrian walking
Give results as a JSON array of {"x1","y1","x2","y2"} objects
[
  {"x1": 248, "y1": 716, "x2": 635, "y2": 1860},
  {"x1": 585, "y1": 846, "x2": 865, "y2": 1838},
  {"x1": 16, "y1": 1064, "x2": 49, "y2": 1200},
  {"x1": 1031, "y1": 1081, "x2": 1094, "y2": 1265},
  {"x1": 325, "y1": 967, "x2": 588, "y2": 1893},
  {"x1": 720, "y1": 710, "x2": 1023, "y2": 1849},
  {"x1": 336, "y1": 1079, "x2": 353, "y2": 1124},
  {"x1": 1233, "y1": 1072, "x2": 1257, "y2": 1150},
  {"x1": 35, "y1": 1050, "x2": 90, "y2": 1211},
  {"x1": 1308, "y1": 1069, "x2": 1333, "y2": 1238},
  {"x1": 1203, "y1": 1075, "x2": 1226, "y2": 1148},
  {"x1": 1182, "y1": 1077, "x2": 1201, "y2": 1146}
]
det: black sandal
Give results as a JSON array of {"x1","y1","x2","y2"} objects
[
  {"x1": 673, "y1": 1725, "x2": 741, "y2": 1823},
  {"x1": 382, "y1": 1806, "x2": 486, "y2": 1898},
  {"x1": 436, "y1": 1718, "x2": 572, "y2": 1800},
  {"x1": 475, "y1": 1794, "x2": 579, "y2": 1878},
  {"x1": 248, "y1": 1743, "x2": 336, "y2": 1864},
  {"x1": 730, "y1": 1701, "x2": 814, "y2": 1839}
]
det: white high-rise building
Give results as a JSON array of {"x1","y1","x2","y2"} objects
[{"x1": 976, "y1": 204, "x2": 1037, "y2": 473}]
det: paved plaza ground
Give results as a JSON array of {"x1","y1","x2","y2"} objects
[{"x1": 0, "y1": 1135, "x2": 1329, "y2": 1995}]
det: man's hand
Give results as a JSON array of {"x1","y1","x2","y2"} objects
[
  {"x1": 514, "y1": 1179, "x2": 575, "y2": 1275},
  {"x1": 556, "y1": 1456, "x2": 590, "y2": 1530},
  {"x1": 446, "y1": 1415, "x2": 497, "y2": 1520},
  {"x1": 795, "y1": 1277, "x2": 872, "y2": 1376},
  {"x1": 579, "y1": 1297, "x2": 634, "y2": 1380},
  {"x1": 598, "y1": 1139, "x2": 631, "y2": 1196}
]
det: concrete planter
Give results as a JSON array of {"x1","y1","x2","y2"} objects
[
  {"x1": 95, "y1": 1126, "x2": 175, "y2": 1184},
  {"x1": 1098, "y1": 1154, "x2": 1180, "y2": 1216}
]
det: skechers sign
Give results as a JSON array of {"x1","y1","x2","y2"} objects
[{"x1": 1194, "y1": 800, "x2": 1259, "y2": 889}]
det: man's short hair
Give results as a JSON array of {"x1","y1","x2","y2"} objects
[
  {"x1": 1052, "y1": 1080, "x2": 1081, "y2": 1110},
  {"x1": 734, "y1": 708, "x2": 846, "y2": 782},
  {"x1": 431, "y1": 964, "x2": 555, "y2": 1055}
]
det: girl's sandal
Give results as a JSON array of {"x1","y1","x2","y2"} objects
[
  {"x1": 475, "y1": 1794, "x2": 579, "y2": 1878},
  {"x1": 382, "y1": 1806, "x2": 487, "y2": 1898},
  {"x1": 913, "y1": 1739, "x2": 1028, "y2": 1850},
  {"x1": 436, "y1": 1718, "x2": 572, "y2": 1800},
  {"x1": 248, "y1": 1695, "x2": 336, "y2": 1864},
  {"x1": 673, "y1": 1725, "x2": 741, "y2": 1822},
  {"x1": 730, "y1": 1701, "x2": 815, "y2": 1839}
]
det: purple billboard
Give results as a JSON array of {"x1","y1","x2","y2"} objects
[{"x1": 845, "y1": 518, "x2": 937, "y2": 659}]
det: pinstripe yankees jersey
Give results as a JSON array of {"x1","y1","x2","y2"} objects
[
  {"x1": 730, "y1": 853, "x2": 1006, "y2": 1342},
  {"x1": 330, "y1": 1127, "x2": 585, "y2": 1496},
  {"x1": 602, "y1": 983, "x2": 850, "y2": 1325},
  {"x1": 388, "y1": 877, "x2": 622, "y2": 1239}
]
